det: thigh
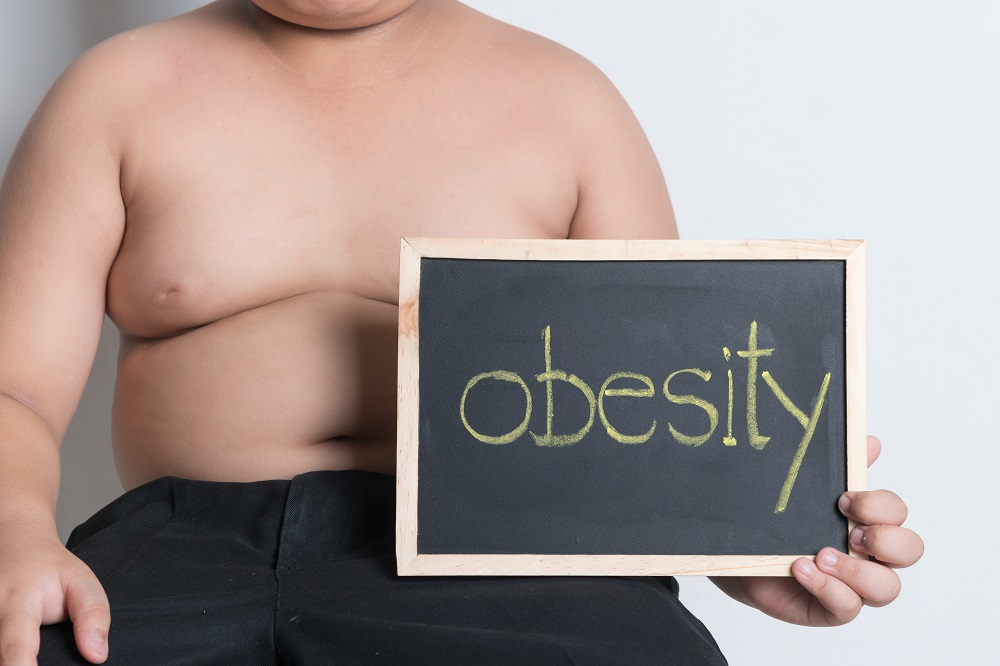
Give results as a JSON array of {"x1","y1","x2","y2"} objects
[
  {"x1": 276, "y1": 550, "x2": 726, "y2": 665},
  {"x1": 272, "y1": 471, "x2": 727, "y2": 665},
  {"x1": 39, "y1": 478, "x2": 282, "y2": 666}
]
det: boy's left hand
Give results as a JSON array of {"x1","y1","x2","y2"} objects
[{"x1": 711, "y1": 435, "x2": 924, "y2": 626}]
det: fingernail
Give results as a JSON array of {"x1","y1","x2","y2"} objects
[
  {"x1": 88, "y1": 632, "x2": 108, "y2": 658},
  {"x1": 850, "y1": 527, "x2": 866, "y2": 549},
  {"x1": 820, "y1": 549, "x2": 838, "y2": 568},
  {"x1": 838, "y1": 495, "x2": 851, "y2": 513},
  {"x1": 796, "y1": 558, "x2": 816, "y2": 580}
]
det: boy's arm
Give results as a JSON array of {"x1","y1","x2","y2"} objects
[
  {"x1": 559, "y1": 54, "x2": 677, "y2": 241},
  {"x1": 0, "y1": 41, "x2": 129, "y2": 664},
  {"x1": 560, "y1": 58, "x2": 923, "y2": 626}
]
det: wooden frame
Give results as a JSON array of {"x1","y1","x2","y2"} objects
[{"x1": 397, "y1": 238, "x2": 867, "y2": 576}]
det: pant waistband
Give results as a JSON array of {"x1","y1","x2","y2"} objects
[{"x1": 67, "y1": 471, "x2": 396, "y2": 566}]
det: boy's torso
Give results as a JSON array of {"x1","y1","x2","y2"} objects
[{"x1": 104, "y1": 0, "x2": 585, "y2": 488}]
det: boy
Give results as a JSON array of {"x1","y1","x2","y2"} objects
[{"x1": 0, "y1": 1, "x2": 923, "y2": 663}]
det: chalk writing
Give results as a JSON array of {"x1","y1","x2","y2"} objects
[
  {"x1": 531, "y1": 326, "x2": 596, "y2": 447},
  {"x1": 460, "y1": 371, "x2": 532, "y2": 445},
  {"x1": 458, "y1": 321, "x2": 830, "y2": 513},
  {"x1": 722, "y1": 347, "x2": 737, "y2": 447},
  {"x1": 598, "y1": 372, "x2": 657, "y2": 444},
  {"x1": 664, "y1": 368, "x2": 718, "y2": 447}
]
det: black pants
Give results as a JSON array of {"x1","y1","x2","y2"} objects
[{"x1": 39, "y1": 471, "x2": 726, "y2": 665}]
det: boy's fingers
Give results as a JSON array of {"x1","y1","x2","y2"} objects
[
  {"x1": 65, "y1": 575, "x2": 110, "y2": 664},
  {"x1": 814, "y1": 547, "x2": 902, "y2": 608},
  {"x1": 849, "y1": 525, "x2": 924, "y2": 568},
  {"x1": 839, "y1": 489, "x2": 908, "y2": 526},
  {"x1": 0, "y1": 607, "x2": 42, "y2": 666},
  {"x1": 790, "y1": 558, "x2": 862, "y2": 625},
  {"x1": 866, "y1": 435, "x2": 881, "y2": 468}
]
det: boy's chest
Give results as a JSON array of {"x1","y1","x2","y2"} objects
[{"x1": 106, "y1": 75, "x2": 578, "y2": 338}]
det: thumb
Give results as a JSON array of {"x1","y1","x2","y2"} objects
[
  {"x1": 866, "y1": 435, "x2": 882, "y2": 468},
  {"x1": 63, "y1": 571, "x2": 110, "y2": 664}
]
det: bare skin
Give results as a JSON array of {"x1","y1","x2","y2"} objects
[{"x1": 0, "y1": 1, "x2": 922, "y2": 663}]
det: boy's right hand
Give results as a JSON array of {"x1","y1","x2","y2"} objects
[{"x1": 0, "y1": 524, "x2": 109, "y2": 665}]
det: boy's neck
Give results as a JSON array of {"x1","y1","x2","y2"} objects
[{"x1": 240, "y1": 0, "x2": 446, "y2": 88}]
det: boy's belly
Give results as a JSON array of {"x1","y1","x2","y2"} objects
[{"x1": 112, "y1": 290, "x2": 398, "y2": 490}]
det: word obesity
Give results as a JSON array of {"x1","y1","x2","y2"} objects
[{"x1": 459, "y1": 321, "x2": 832, "y2": 514}]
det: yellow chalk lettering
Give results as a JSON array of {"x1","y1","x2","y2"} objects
[
  {"x1": 598, "y1": 372, "x2": 657, "y2": 444},
  {"x1": 768, "y1": 371, "x2": 832, "y2": 514},
  {"x1": 460, "y1": 370, "x2": 532, "y2": 445},
  {"x1": 530, "y1": 326, "x2": 596, "y2": 447},
  {"x1": 663, "y1": 368, "x2": 718, "y2": 447},
  {"x1": 722, "y1": 347, "x2": 736, "y2": 446},
  {"x1": 737, "y1": 321, "x2": 773, "y2": 450},
  {"x1": 761, "y1": 371, "x2": 808, "y2": 428},
  {"x1": 724, "y1": 368, "x2": 737, "y2": 446}
]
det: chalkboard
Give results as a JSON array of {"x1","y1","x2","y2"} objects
[{"x1": 397, "y1": 239, "x2": 866, "y2": 576}]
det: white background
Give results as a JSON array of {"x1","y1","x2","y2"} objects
[{"x1": 2, "y1": 2, "x2": 994, "y2": 663}]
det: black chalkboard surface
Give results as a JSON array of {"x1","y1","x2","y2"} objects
[{"x1": 397, "y1": 239, "x2": 866, "y2": 576}]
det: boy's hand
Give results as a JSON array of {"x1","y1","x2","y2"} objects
[
  {"x1": 711, "y1": 435, "x2": 924, "y2": 626},
  {"x1": 0, "y1": 524, "x2": 109, "y2": 664}
]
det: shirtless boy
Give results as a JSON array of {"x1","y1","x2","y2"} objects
[{"x1": 0, "y1": 1, "x2": 924, "y2": 663}]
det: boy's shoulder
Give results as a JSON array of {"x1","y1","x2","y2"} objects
[
  {"x1": 441, "y1": 2, "x2": 637, "y2": 150},
  {"x1": 457, "y1": 4, "x2": 621, "y2": 97},
  {"x1": 34, "y1": 5, "x2": 229, "y2": 133}
]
